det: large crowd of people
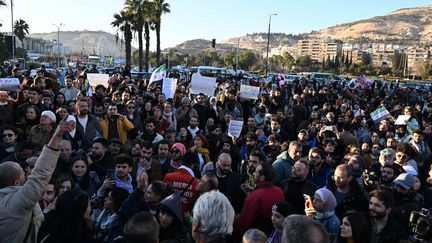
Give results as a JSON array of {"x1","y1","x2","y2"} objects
[{"x1": 0, "y1": 63, "x2": 431, "y2": 243}]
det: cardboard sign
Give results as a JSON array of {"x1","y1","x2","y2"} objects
[
  {"x1": 190, "y1": 73, "x2": 216, "y2": 96},
  {"x1": 228, "y1": 120, "x2": 243, "y2": 138},
  {"x1": 239, "y1": 84, "x2": 260, "y2": 100},
  {"x1": 394, "y1": 115, "x2": 410, "y2": 126},
  {"x1": 162, "y1": 78, "x2": 177, "y2": 99},
  {"x1": 87, "y1": 73, "x2": 109, "y2": 87},
  {"x1": 370, "y1": 107, "x2": 390, "y2": 123},
  {"x1": 0, "y1": 78, "x2": 20, "y2": 91}
]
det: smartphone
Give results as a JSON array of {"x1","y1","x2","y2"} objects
[
  {"x1": 324, "y1": 125, "x2": 333, "y2": 131},
  {"x1": 111, "y1": 114, "x2": 119, "y2": 119},
  {"x1": 304, "y1": 194, "x2": 313, "y2": 209},
  {"x1": 107, "y1": 169, "x2": 116, "y2": 180}
]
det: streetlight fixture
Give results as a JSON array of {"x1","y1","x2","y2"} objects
[
  {"x1": 265, "y1": 13, "x2": 277, "y2": 77},
  {"x1": 53, "y1": 23, "x2": 64, "y2": 68},
  {"x1": 10, "y1": 0, "x2": 15, "y2": 63}
]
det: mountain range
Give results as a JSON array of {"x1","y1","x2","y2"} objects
[{"x1": 29, "y1": 4, "x2": 432, "y2": 56}]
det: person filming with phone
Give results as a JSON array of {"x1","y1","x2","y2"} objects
[{"x1": 99, "y1": 104, "x2": 134, "y2": 145}]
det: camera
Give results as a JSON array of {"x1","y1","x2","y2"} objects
[
  {"x1": 409, "y1": 208, "x2": 432, "y2": 242},
  {"x1": 363, "y1": 169, "x2": 380, "y2": 185}
]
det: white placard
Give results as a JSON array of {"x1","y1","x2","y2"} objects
[
  {"x1": 87, "y1": 73, "x2": 109, "y2": 87},
  {"x1": 228, "y1": 120, "x2": 243, "y2": 138},
  {"x1": 190, "y1": 73, "x2": 216, "y2": 96},
  {"x1": 162, "y1": 78, "x2": 177, "y2": 99},
  {"x1": 394, "y1": 115, "x2": 410, "y2": 125},
  {"x1": 239, "y1": 84, "x2": 260, "y2": 100},
  {"x1": 0, "y1": 78, "x2": 20, "y2": 91}
]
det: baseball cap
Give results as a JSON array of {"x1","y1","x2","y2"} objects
[{"x1": 393, "y1": 173, "x2": 414, "y2": 190}]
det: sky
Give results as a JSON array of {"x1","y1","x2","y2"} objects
[{"x1": 0, "y1": 0, "x2": 431, "y2": 50}]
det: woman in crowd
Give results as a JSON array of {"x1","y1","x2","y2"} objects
[
  {"x1": 162, "y1": 101, "x2": 177, "y2": 132},
  {"x1": 338, "y1": 212, "x2": 370, "y2": 243},
  {"x1": 56, "y1": 105, "x2": 70, "y2": 122},
  {"x1": 54, "y1": 92, "x2": 66, "y2": 110},
  {"x1": 71, "y1": 155, "x2": 100, "y2": 196},
  {"x1": 189, "y1": 134, "x2": 211, "y2": 173},
  {"x1": 125, "y1": 100, "x2": 143, "y2": 131},
  {"x1": 152, "y1": 106, "x2": 167, "y2": 135},
  {"x1": 268, "y1": 202, "x2": 292, "y2": 243},
  {"x1": 37, "y1": 190, "x2": 94, "y2": 243},
  {"x1": 17, "y1": 105, "x2": 40, "y2": 140},
  {"x1": 156, "y1": 193, "x2": 191, "y2": 243},
  {"x1": 28, "y1": 110, "x2": 57, "y2": 151},
  {"x1": 54, "y1": 173, "x2": 74, "y2": 197},
  {"x1": 0, "y1": 126, "x2": 18, "y2": 160},
  {"x1": 144, "y1": 180, "x2": 174, "y2": 215},
  {"x1": 177, "y1": 126, "x2": 193, "y2": 148}
]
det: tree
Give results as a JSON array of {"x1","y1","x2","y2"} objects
[
  {"x1": 152, "y1": 0, "x2": 170, "y2": 65},
  {"x1": 125, "y1": 0, "x2": 151, "y2": 72},
  {"x1": 14, "y1": 19, "x2": 29, "y2": 42},
  {"x1": 111, "y1": 10, "x2": 133, "y2": 67},
  {"x1": 296, "y1": 55, "x2": 312, "y2": 67},
  {"x1": 282, "y1": 52, "x2": 295, "y2": 72},
  {"x1": 238, "y1": 51, "x2": 257, "y2": 71},
  {"x1": 361, "y1": 52, "x2": 372, "y2": 65},
  {"x1": 421, "y1": 61, "x2": 432, "y2": 80}
]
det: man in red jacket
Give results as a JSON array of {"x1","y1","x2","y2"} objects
[
  {"x1": 235, "y1": 162, "x2": 285, "y2": 236},
  {"x1": 163, "y1": 151, "x2": 199, "y2": 214}
]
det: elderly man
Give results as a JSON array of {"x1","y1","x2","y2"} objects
[
  {"x1": 192, "y1": 190, "x2": 235, "y2": 243},
  {"x1": 0, "y1": 119, "x2": 70, "y2": 242},
  {"x1": 272, "y1": 141, "x2": 302, "y2": 186}
]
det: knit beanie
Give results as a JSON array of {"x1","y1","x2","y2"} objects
[{"x1": 41, "y1": 110, "x2": 56, "y2": 123}]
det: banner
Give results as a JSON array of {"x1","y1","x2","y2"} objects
[
  {"x1": 394, "y1": 115, "x2": 410, "y2": 126},
  {"x1": 162, "y1": 78, "x2": 177, "y2": 99},
  {"x1": 87, "y1": 73, "x2": 109, "y2": 87},
  {"x1": 239, "y1": 84, "x2": 260, "y2": 100},
  {"x1": 228, "y1": 120, "x2": 243, "y2": 138},
  {"x1": 0, "y1": 78, "x2": 20, "y2": 91},
  {"x1": 370, "y1": 107, "x2": 390, "y2": 123},
  {"x1": 190, "y1": 73, "x2": 216, "y2": 96}
]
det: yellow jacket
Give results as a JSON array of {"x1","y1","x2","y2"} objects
[{"x1": 99, "y1": 116, "x2": 134, "y2": 144}]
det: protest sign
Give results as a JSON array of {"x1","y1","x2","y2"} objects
[
  {"x1": 394, "y1": 115, "x2": 410, "y2": 126},
  {"x1": 87, "y1": 73, "x2": 109, "y2": 87},
  {"x1": 162, "y1": 78, "x2": 177, "y2": 99},
  {"x1": 239, "y1": 84, "x2": 260, "y2": 100},
  {"x1": 370, "y1": 107, "x2": 390, "y2": 123},
  {"x1": 228, "y1": 120, "x2": 243, "y2": 138},
  {"x1": 0, "y1": 78, "x2": 20, "y2": 91},
  {"x1": 190, "y1": 73, "x2": 216, "y2": 96}
]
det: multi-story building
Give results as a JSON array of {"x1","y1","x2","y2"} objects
[{"x1": 294, "y1": 38, "x2": 342, "y2": 61}]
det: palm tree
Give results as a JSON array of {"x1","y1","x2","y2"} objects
[
  {"x1": 112, "y1": 10, "x2": 133, "y2": 68},
  {"x1": 152, "y1": 0, "x2": 170, "y2": 65},
  {"x1": 124, "y1": 0, "x2": 152, "y2": 72},
  {"x1": 14, "y1": 19, "x2": 29, "y2": 42},
  {"x1": 0, "y1": 1, "x2": 6, "y2": 7}
]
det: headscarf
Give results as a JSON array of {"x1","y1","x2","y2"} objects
[{"x1": 315, "y1": 188, "x2": 337, "y2": 212}]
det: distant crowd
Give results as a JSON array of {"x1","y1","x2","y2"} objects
[{"x1": 0, "y1": 61, "x2": 431, "y2": 243}]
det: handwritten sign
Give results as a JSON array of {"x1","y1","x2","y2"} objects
[
  {"x1": 228, "y1": 120, "x2": 243, "y2": 138},
  {"x1": 190, "y1": 73, "x2": 216, "y2": 96},
  {"x1": 0, "y1": 78, "x2": 20, "y2": 91},
  {"x1": 87, "y1": 73, "x2": 109, "y2": 87},
  {"x1": 162, "y1": 78, "x2": 177, "y2": 99},
  {"x1": 394, "y1": 115, "x2": 410, "y2": 126},
  {"x1": 239, "y1": 84, "x2": 260, "y2": 100},
  {"x1": 370, "y1": 107, "x2": 390, "y2": 123}
]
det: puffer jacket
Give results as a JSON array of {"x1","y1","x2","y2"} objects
[{"x1": 0, "y1": 146, "x2": 60, "y2": 243}]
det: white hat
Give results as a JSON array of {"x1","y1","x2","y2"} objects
[
  {"x1": 41, "y1": 111, "x2": 56, "y2": 123},
  {"x1": 66, "y1": 115, "x2": 76, "y2": 123}
]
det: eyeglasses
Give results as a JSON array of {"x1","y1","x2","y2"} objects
[
  {"x1": 127, "y1": 106, "x2": 135, "y2": 109},
  {"x1": 3, "y1": 133, "x2": 14, "y2": 137}
]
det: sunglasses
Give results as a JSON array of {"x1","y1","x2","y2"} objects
[
  {"x1": 3, "y1": 133, "x2": 14, "y2": 137},
  {"x1": 127, "y1": 106, "x2": 135, "y2": 109},
  {"x1": 170, "y1": 149, "x2": 180, "y2": 154}
]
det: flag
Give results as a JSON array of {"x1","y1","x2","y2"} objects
[{"x1": 148, "y1": 64, "x2": 167, "y2": 86}]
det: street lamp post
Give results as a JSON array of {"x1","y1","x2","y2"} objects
[
  {"x1": 10, "y1": 0, "x2": 14, "y2": 63},
  {"x1": 265, "y1": 13, "x2": 277, "y2": 77},
  {"x1": 53, "y1": 23, "x2": 64, "y2": 68}
]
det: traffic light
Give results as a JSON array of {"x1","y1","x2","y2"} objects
[{"x1": 211, "y1": 39, "x2": 216, "y2": 48}]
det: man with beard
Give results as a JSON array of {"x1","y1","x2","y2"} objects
[
  {"x1": 59, "y1": 75, "x2": 80, "y2": 101},
  {"x1": 281, "y1": 159, "x2": 317, "y2": 215},
  {"x1": 52, "y1": 140, "x2": 74, "y2": 179},
  {"x1": 88, "y1": 138, "x2": 115, "y2": 179},
  {"x1": 395, "y1": 125, "x2": 412, "y2": 144},
  {"x1": 214, "y1": 152, "x2": 244, "y2": 213},
  {"x1": 307, "y1": 147, "x2": 333, "y2": 188},
  {"x1": 266, "y1": 116, "x2": 289, "y2": 143},
  {"x1": 193, "y1": 93, "x2": 210, "y2": 130},
  {"x1": 141, "y1": 117, "x2": 164, "y2": 144},
  {"x1": 152, "y1": 140, "x2": 170, "y2": 169},
  {"x1": 75, "y1": 99, "x2": 102, "y2": 150},
  {"x1": 92, "y1": 85, "x2": 106, "y2": 105},
  {"x1": 108, "y1": 139, "x2": 122, "y2": 157},
  {"x1": 240, "y1": 150, "x2": 263, "y2": 194},
  {"x1": 379, "y1": 164, "x2": 401, "y2": 189},
  {"x1": 272, "y1": 141, "x2": 302, "y2": 186},
  {"x1": 161, "y1": 142, "x2": 187, "y2": 175},
  {"x1": 164, "y1": 127, "x2": 177, "y2": 147},
  {"x1": 391, "y1": 173, "x2": 422, "y2": 229},
  {"x1": 239, "y1": 132, "x2": 266, "y2": 162},
  {"x1": 369, "y1": 190, "x2": 408, "y2": 243},
  {"x1": 131, "y1": 142, "x2": 162, "y2": 184},
  {"x1": 409, "y1": 129, "x2": 431, "y2": 169}
]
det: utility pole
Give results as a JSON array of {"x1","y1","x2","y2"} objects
[
  {"x1": 235, "y1": 38, "x2": 239, "y2": 74},
  {"x1": 265, "y1": 13, "x2": 277, "y2": 77},
  {"x1": 10, "y1": 0, "x2": 15, "y2": 63},
  {"x1": 53, "y1": 23, "x2": 64, "y2": 68}
]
